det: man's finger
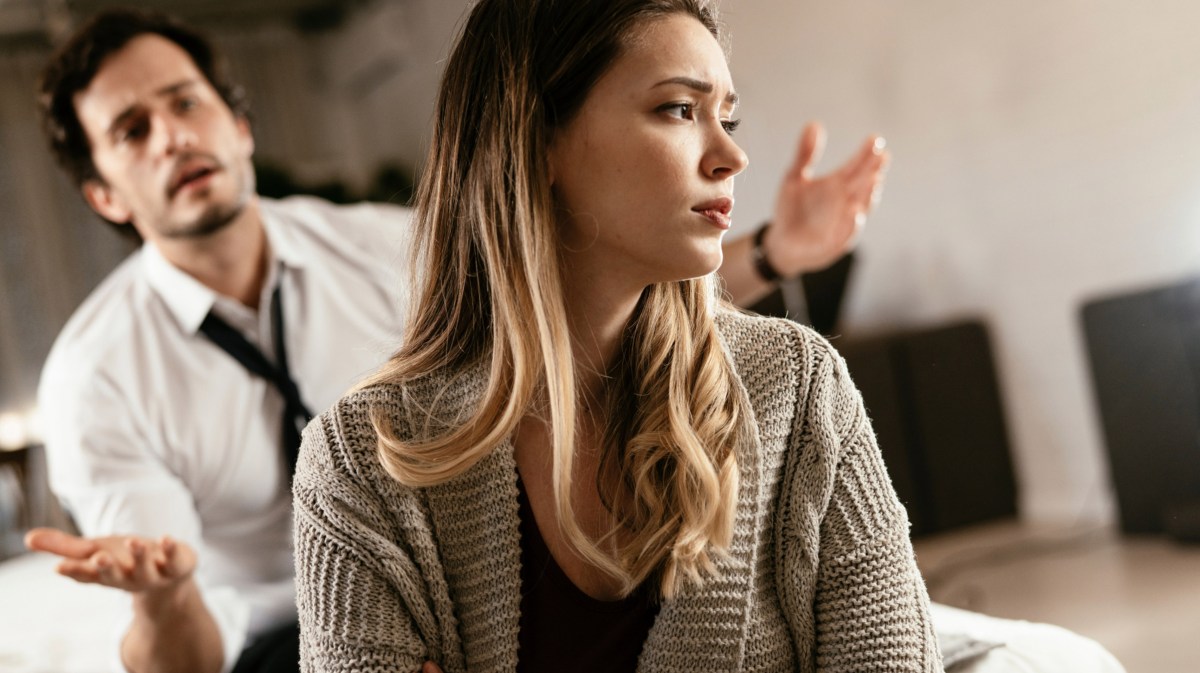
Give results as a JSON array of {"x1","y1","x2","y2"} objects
[
  {"x1": 854, "y1": 151, "x2": 891, "y2": 208},
  {"x1": 868, "y1": 172, "x2": 887, "y2": 209},
  {"x1": 152, "y1": 537, "x2": 170, "y2": 575},
  {"x1": 162, "y1": 535, "x2": 192, "y2": 578},
  {"x1": 25, "y1": 528, "x2": 98, "y2": 559},
  {"x1": 57, "y1": 559, "x2": 102, "y2": 584},
  {"x1": 127, "y1": 538, "x2": 153, "y2": 584},
  {"x1": 839, "y1": 135, "x2": 887, "y2": 184},
  {"x1": 157, "y1": 535, "x2": 189, "y2": 579},
  {"x1": 789, "y1": 121, "x2": 826, "y2": 181},
  {"x1": 99, "y1": 541, "x2": 135, "y2": 576},
  {"x1": 160, "y1": 535, "x2": 176, "y2": 559},
  {"x1": 92, "y1": 551, "x2": 127, "y2": 586}
]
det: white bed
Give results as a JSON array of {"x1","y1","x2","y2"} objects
[
  {"x1": 0, "y1": 553, "x2": 126, "y2": 673},
  {"x1": 0, "y1": 552, "x2": 1125, "y2": 673},
  {"x1": 931, "y1": 603, "x2": 1126, "y2": 672}
]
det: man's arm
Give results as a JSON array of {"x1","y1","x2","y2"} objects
[
  {"x1": 34, "y1": 356, "x2": 249, "y2": 673},
  {"x1": 25, "y1": 529, "x2": 223, "y2": 673},
  {"x1": 720, "y1": 122, "x2": 890, "y2": 307}
]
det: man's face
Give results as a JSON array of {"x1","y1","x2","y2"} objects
[{"x1": 75, "y1": 34, "x2": 255, "y2": 242}]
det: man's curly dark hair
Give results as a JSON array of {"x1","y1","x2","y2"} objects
[{"x1": 39, "y1": 7, "x2": 249, "y2": 193}]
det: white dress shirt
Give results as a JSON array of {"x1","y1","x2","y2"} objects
[{"x1": 39, "y1": 196, "x2": 412, "y2": 672}]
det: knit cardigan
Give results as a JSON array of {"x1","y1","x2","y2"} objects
[{"x1": 293, "y1": 310, "x2": 943, "y2": 672}]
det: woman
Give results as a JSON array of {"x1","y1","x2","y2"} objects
[{"x1": 293, "y1": 1, "x2": 941, "y2": 671}]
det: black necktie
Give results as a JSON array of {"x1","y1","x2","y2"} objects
[{"x1": 199, "y1": 284, "x2": 312, "y2": 478}]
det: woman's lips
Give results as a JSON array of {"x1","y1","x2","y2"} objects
[
  {"x1": 696, "y1": 208, "x2": 731, "y2": 229},
  {"x1": 693, "y1": 197, "x2": 734, "y2": 230}
]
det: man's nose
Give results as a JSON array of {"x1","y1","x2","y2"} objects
[{"x1": 151, "y1": 115, "x2": 197, "y2": 155}]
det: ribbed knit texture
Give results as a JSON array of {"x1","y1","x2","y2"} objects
[{"x1": 293, "y1": 310, "x2": 943, "y2": 672}]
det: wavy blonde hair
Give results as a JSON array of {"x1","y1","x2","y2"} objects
[{"x1": 366, "y1": 0, "x2": 747, "y2": 599}]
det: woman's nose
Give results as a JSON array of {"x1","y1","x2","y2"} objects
[{"x1": 703, "y1": 125, "x2": 749, "y2": 180}]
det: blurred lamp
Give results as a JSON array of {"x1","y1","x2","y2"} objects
[{"x1": 0, "y1": 411, "x2": 33, "y2": 451}]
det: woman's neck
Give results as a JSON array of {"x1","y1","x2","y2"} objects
[{"x1": 561, "y1": 266, "x2": 645, "y2": 405}]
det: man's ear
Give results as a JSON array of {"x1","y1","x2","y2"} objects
[
  {"x1": 236, "y1": 115, "x2": 255, "y2": 156},
  {"x1": 82, "y1": 179, "x2": 132, "y2": 225}
]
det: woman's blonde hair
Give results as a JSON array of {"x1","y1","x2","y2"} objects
[{"x1": 367, "y1": 0, "x2": 747, "y2": 599}]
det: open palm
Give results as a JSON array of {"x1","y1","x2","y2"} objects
[
  {"x1": 765, "y1": 121, "x2": 890, "y2": 275},
  {"x1": 25, "y1": 527, "x2": 196, "y2": 594}
]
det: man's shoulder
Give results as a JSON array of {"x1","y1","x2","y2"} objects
[
  {"x1": 260, "y1": 195, "x2": 414, "y2": 268},
  {"x1": 260, "y1": 195, "x2": 412, "y2": 234},
  {"x1": 42, "y1": 252, "x2": 159, "y2": 388}
]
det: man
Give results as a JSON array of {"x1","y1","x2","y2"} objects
[{"x1": 24, "y1": 8, "x2": 887, "y2": 673}]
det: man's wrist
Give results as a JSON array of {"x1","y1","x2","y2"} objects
[
  {"x1": 751, "y1": 222, "x2": 785, "y2": 283},
  {"x1": 132, "y1": 576, "x2": 198, "y2": 619}
]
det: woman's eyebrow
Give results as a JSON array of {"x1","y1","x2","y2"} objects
[{"x1": 652, "y1": 76, "x2": 739, "y2": 105}]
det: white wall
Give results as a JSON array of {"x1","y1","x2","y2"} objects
[
  {"x1": 210, "y1": 3, "x2": 468, "y2": 194},
  {"x1": 722, "y1": 0, "x2": 1200, "y2": 523},
  {"x1": 11, "y1": 0, "x2": 1196, "y2": 525},
  {"x1": 328, "y1": 0, "x2": 1200, "y2": 524}
]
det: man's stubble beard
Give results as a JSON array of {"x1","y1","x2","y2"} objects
[{"x1": 162, "y1": 166, "x2": 256, "y2": 240}]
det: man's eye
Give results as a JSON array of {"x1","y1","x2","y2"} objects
[
  {"x1": 177, "y1": 97, "x2": 198, "y2": 112},
  {"x1": 117, "y1": 122, "x2": 149, "y2": 144}
]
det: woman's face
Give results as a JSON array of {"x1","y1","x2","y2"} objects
[{"x1": 549, "y1": 13, "x2": 748, "y2": 290}]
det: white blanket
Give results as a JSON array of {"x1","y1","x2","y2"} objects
[
  {"x1": 0, "y1": 553, "x2": 125, "y2": 673},
  {"x1": 0, "y1": 553, "x2": 1125, "y2": 673},
  {"x1": 932, "y1": 603, "x2": 1126, "y2": 672}
]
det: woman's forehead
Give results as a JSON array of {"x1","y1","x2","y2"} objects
[{"x1": 608, "y1": 14, "x2": 734, "y2": 96}]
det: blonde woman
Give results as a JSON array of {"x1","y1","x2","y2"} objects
[{"x1": 294, "y1": 0, "x2": 941, "y2": 671}]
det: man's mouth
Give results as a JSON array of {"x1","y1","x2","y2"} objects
[{"x1": 168, "y1": 162, "x2": 220, "y2": 198}]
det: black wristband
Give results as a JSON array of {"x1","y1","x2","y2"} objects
[{"x1": 751, "y1": 222, "x2": 784, "y2": 283}]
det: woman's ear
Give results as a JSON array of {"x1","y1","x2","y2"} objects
[
  {"x1": 546, "y1": 140, "x2": 558, "y2": 187},
  {"x1": 546, "y1": 126, "x2": 568, "y2": 188}
]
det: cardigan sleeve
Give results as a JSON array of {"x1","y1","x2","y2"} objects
[
  {"x1": 292, "y1": 406, "x2": 442, "y2": 673},
  {"x1": 777, "y1": 331, "x2": 943, "y2": 672}
]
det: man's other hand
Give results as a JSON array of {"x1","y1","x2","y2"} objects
[
  {"x1": 767, "y1": 121, "x2": 890, "y2": 275},
  {"x1": 25, "y1": 528, "x2": 196, "y2": 595}
]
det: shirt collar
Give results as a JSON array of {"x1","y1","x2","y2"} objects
[
  {"x1": 261, "y1": 202, "x2": 307, "y2": 272},
  {"x1": 141, "y1": 204, "x2": 300, "y2": 335},
  {"x1": 141, "y1": 242, "x2": 219, "y2": 335}
]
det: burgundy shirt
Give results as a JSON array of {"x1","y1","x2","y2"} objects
[{"x1": 516, "y1": 478, "x2": 660, "y2": 673}]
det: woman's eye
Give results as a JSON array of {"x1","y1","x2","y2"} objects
[
  {"x1": 721, "y1": 118, "x2": 742, "y2": 135},
  {"x1": 659, "y1": 102, "x2": 694, "y2": 120}
]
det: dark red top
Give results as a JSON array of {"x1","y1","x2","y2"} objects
[{"x1": 516, "y1": 478, "x2": 660, "y2": 673}]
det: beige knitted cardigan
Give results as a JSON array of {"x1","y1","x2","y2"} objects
[{"x1": 294, "y1": 310, "x2": 943, "y2": 672}]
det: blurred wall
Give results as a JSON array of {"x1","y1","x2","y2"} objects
[
  {"x1": 723, "y1": 0, "x2": 1200, "y2": 523},
  {"x1": 382, "y1": 0, "x2": 1200, "y2": 524},
  {"x1": 6, "y1": 0, "x2": 1200, "y2": 525}
]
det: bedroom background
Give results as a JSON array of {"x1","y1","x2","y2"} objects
[{"x1": 0, "y1": 0, "x2": 1198, "y2": 670}]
